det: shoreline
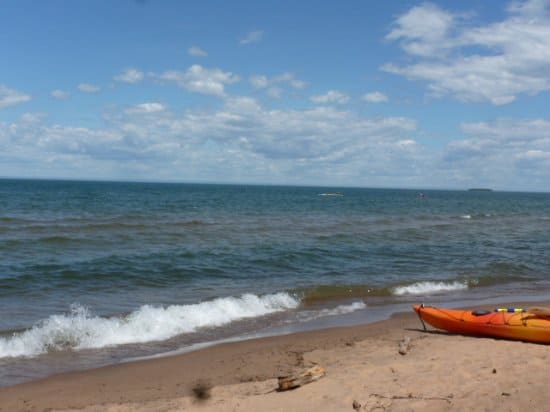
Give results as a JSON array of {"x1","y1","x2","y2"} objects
[
  {"x1": 2, "y1": 300, "x2": 550, "y2": 411},
  {"x1": 0, "y1": 311, "x2": 417, "y2": 409}
]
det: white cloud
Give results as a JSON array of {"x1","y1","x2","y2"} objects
[
  {"x1": 310, "y1": 90, "x2": 350, "y2": 105},
  {"x1": 125, "y1": 102, "x2": 166, "y2": 114},
  {"x1": 250, "y1": 75, "x2": 269, "y2": 89},
  {"x1": 78, "y1": 83, "x2": 101, "y2": 93},
  {"x1": 266, "y1": 87, "x2": 282, "y2": 98},
  {"x1": 250, "y1": 72, "x2": 306, "y2": 98},
  {"x1": 386, "y1": 3, "x2": 457, "y2": 57},
  {"x1": 398, "y1": 139, "x2": 416, "y2": 146},
  {"x1": 0, "y1": 85, "x2": 31, "y2": 109},
  {"x1": 517, "y1": 149, "x2": 550, "y2": 160},
  {"x1": 51, "y1": 89, "x2": 70, "y2": 100},
  {"x1": 275, "y1": 72, "x2": 306, "y2": 89},
  {"x1": 156, "y1": 65, "x2": 239, "y2": 96},
  {"x1": 384, "y1": 0, "x2": 550, "y2": 105},
  {"x1": 362, "y1": 92, "x2": 389, "y2": 103},
  {"x1": 240, "y1": 30, "x2": 263, "y2": 45},
  {"x1": 440, "y1": 118, "x2": 550, "y2": 188},
  {"x1": 250, "y1": 73, "x2": 306, "y2": 89},
  {"x1": 188, "y1": 46, "x2": 208, "y2": 57},
  {"x1": 0, "y1": 98, "x2": 423, "y2": 185},
  {"x1": 114, "y1": 69, "x2": 145, "y2": 83},
  {"x1": 20, "y1": 113, "x2": 45, "y2": 123}
]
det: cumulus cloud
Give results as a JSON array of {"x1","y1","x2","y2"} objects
[
  {"x1": 240, "y1": 30, "x2": 263, "y2": 45},
  {"x1": 362, "y1": 92, "x2": 389, "y2": 103},
  {"x1": 125, "y1": 102, "x2": 166, "y2": 114},
  {"x1": 250, "y1": 73, "x2": 306, "y2": 89},
  {"x1": 0, "y1": 98, "x2": 424, "y2": 185},
  {"x1": 440, "y1": 118, "x2": 550, "y2": 188},
  {"x1": 516, "y1": 149, "x2": 550, "y2": 160},
  {"x1": 0, "y1": 85, "x2": 31, "y2": 109},
  {"x1": 20, "y1": 112, "x2": 46, "y2": 123},
  {"x1": 386, "y1": 3, "x2": 457, "y2": 57},
  {"x1": 266, "y1": 87, "x2": 282, "y2": 99},
  {"x1": 188, "y1": 46, "x2": 208, "y2": 57},
  {"x1": 78, "y1": 83, "x2": 101, "y2": 93},
  {"x1": 250, "y1": 72, "x2": 307, "y2": 98},
  {"x1": 310, "y1": 90, "x2": 350, "y2": 105},
  {"x1": 384, "y1": 0, "x2": 550, "y2": 105},
  {"x1": 201, "y1": 96, "x2": 416, "y2": 162},
  {"x1": 51, "y1": 89, "x2": 70, "y2": 100},
  {"x1": 155, "y1": 65, "x2": 239, "y2": 96},
  {"x1": 114, "y1": 69, "x2": 145, "y2": 83},
  {"x1": 250, "y1": 75, "x2": 269, "y2": 89}
]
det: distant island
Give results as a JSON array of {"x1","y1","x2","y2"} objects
[{"x1": 468, "y1": 188, "x2": 493, "y2": 192}]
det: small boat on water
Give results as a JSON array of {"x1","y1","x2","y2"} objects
[{"x1": 414, "y1": 304, "x2": 550, "y2": 344}]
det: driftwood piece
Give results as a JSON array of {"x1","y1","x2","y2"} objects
[
  {"x1": 398, "y1": 336, "x2": 411, "y2": 355},
  {"x1": 277, "y1": 365, "x2": 326, "y2": 391},
  {"x1": 371, "y1": 392, "x2": 453, "y2": 404}
]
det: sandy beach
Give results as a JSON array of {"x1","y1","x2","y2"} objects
[{"x1": 1, "y1": 303, "x2": 549, "y2": 411}]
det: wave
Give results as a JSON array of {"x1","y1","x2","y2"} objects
[
  {"x1": 392, "y1": 281, "x2": 468, "y2": 296},
  {"x1": 297, "y1": 277, "x2": 495, "y2": 303},
  {"x1": 296, "y1": 301, "x2": 366, "y2": 322},
  {"x1": 82, "y1": 219, "x2": 209, "y2": 231},
  {"x1": 0, "y1": 293, "x2": 300, "y2": 359},
  {"x1": 1, "y1": 219, "x2": 211, "y2": 236},
  {"x1": 295, "y1": 274, "x2": 532, "y2": 304}
]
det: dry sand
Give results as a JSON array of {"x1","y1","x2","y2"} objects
[{"x1": 1, "y1": 305, "x2": 549, "y2": 411}]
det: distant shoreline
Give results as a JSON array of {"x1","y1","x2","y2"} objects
[{"x1": 467, "y1": 188, "x2": 493, "y2": 192}]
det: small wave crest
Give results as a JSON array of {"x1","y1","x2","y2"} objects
[
  {"x1": 393, "y1": 281, "x2": 468, "y2": 296},
  {"x1": 0, "y1": 293, "x2": 300, "y2": 359},
  {"x1": 297, "y1": 301, "x2": 366, "y2": 322},
  {"x1": 459, "y1": 213, "x2": 493, "y2": 220}
]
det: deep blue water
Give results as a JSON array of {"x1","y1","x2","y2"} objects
[{"x1": 1, "y1": 179, "x2": 549, "y2": 385}]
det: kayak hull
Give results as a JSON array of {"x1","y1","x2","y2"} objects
[{"x1": 413, "y1": 305, "x2": 550, "y2": 344}]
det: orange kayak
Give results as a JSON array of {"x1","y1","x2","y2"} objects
[{"x1": 413, "y1": 305, "x2": 550, "y2": 344}]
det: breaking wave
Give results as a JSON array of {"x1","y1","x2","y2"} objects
[
  {"x1": 0, "y1": 292, "x2": 300, "y2": 358},
  {"x1": 296, "y1": 301, "x2": 367, "y2": 322},
  {"x1": 392, "y1": 281, "x2": 468, "y2": 296}
]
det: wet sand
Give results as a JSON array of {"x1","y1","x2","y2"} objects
[{"x1": 1, "y1": 303, "x2": 549, "y2": 411}]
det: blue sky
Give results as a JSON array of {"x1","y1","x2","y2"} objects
[{"x1": 1, "y1": 0, "x2": 550, "y2": 191}]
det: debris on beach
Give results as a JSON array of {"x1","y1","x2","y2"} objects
[
  {"x1": 364, "y1": 392, "x2": 454, "y2": 409},
  {"x1": 398, "y1": 336, "x2": 412, "y2": 355},
  {"x1": 191, "y1": 380, "x2": 212, "y2": 401},
  {"x1": 277, "y1": 365, "x2": 326, "y2": 391}
]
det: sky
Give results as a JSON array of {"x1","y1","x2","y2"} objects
[{"x1": 1, "y1": 0, "x2": 550, "y2": 191}]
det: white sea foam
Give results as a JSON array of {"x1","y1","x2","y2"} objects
[
  {"x1": 393, "y1": 281, "x2": 468, "y2": 296},
  {"x1": 460, "y1": 213, "x2": 492, "y2": 219},
  {"x1": 0, "y1": 293, "x2": 300, "y2": 359},
  {"x1": 297, "y1": 301, "x2": 366, "y2": 322}
]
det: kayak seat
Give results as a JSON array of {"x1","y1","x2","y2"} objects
[{"x1": 471, "y1": 310, "x2": 491, "y2": 316}]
